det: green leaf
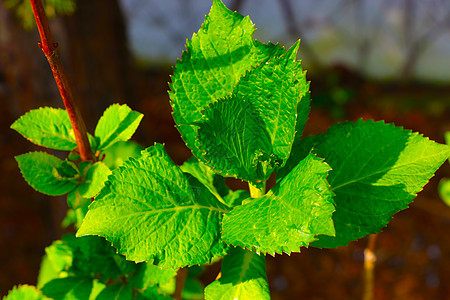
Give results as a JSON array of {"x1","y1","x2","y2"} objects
[
  {"x1": 94, "y1": 104, "x2": 143, "y2": 150},
  {"x1": 16, "y1": 152, "x2": 79, "y2": 195},
  {"x1": 37, "y1": 255, "x2": 60, "y2": 289},
  {"x1": 77, "y1": 143, "x2": 230, "y2": 268},
  {"x1": 62, "y1": 235, "x2": 135, "y2": 280},
  {"x1": 95, "y1": 284, "x2": 132, "y2": 300},
  {"x1": 223, "y1": 190, "x2": 249, "y2": 208},
  {"x1": 439, "y1": 178, "x2": 450, "y2": 207},
  {"x1": 233, "y1": 41, "x2": 309, "y2": 166},
  {"x1": 67, "y1": 189, "x2": 89, "y2": 210},
  {"x1": 182, "y1": 276, "x2": 204, "y2": 300},
  {"x1": 3, "y1": 285, "x2": 51, "y2": 300},
  {"x1": 445, "y1": 131, "x2": 450, "y2": 146},
  {"x1": 41, "y1": 277, "x2": 93, "y2": 300},
  {"x1": 11, "y1": 107, "x2": 77, "y2": 150},
  {"x1": 129, "y1": 261, "x2": 177, "y2": 290},
  {"x1": 169, "y1": 0, "x2": 285, "y2": 159},
  {"x1": 205, "y1": 247, "x2": 269, "y2": 300},
  {"x1": 222, "y1": 152, "x2": 335, "y2": 254},
  {"x1": 45, "y1": 240, "x2": 73, "y2": 273},
  {"x1": 282, "y1": 119, "x2": 450, "y2": 248},
  {"x1": 135, "y1": 286, "x2": 173, "y2": 300},
  {"x1": 101, "y1": 141, "x2": 143, "y2": 170},
  {"x1": 180, "y1": 157, "x2": 229, "y2": 203},
  {"x1": 197, "y1": 96, "x2": 276, "y2": 183},
  {"x1": 77, "y1": 162, "x2": 111, "y2": 198}
]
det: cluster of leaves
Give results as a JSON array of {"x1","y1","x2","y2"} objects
[
  {"x1": 74, "y1": 1, "x2": 450, "y2": 299},
  {"x1": 5, "y1": 234, "x2": 177, "y2": 299},
  {"x1": 439, "y1": 132, "x2": 450, "y2": 206},
  {"x1": 6, "y1": 0, "x2": 450, "y2": 299},
  {"x1": 4, "y1": 0, "x2": 76, "y2": 29}
]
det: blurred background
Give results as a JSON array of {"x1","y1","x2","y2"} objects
[{"x1": 1, "y1": 0, "x2": 450, "y2": 299}]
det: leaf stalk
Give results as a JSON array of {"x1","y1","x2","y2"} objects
[{"x1": 249, "y1": 182, "x2": 266, "y2": 198}]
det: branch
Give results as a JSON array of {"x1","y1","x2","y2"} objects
[
  {"x1": 363, "y1": 234, "x2": 377, "y2": 300},
  {"x1": 30, "y1": 0, "x2": 94, "y2": 161},
  {"x1": 173, "y1": 268, "x2": 188, "y2": 300}
]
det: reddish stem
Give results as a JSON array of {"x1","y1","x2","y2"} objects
[{"x1": 30, "y1": 0, "x2": 93, "y2": 161}]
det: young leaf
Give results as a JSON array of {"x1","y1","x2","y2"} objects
[
  {"x1": 169, "y1": 0, "x2": 285, "y2": 159},
  {"x1": 232, "y1": 40, "x2": 309, "y2": 166},
  {"x1": 197, "y1": 96, "x2": 276, "y2": 183},
  {"x1": 40, "y1": 277, "x2": 93, "y2": 300},
  {"x1": 16, "y1": 152, "x2": 79, "y2": 195},
  {"x1": 204, "y1": 247, "x2": 270, "y2": 300},
  {"x1": 77, "y1": 143, "x2": 230, "y2": 268},
  {"x1": 281, "y1": 119, "x2": 450, "y2": 248},
  {"x1": 3, "y1": 285, "x2": 51, "y2": 300},
  {"x1": 11, "y1": 107, "x2": 77, "y2": 151},
  {"x1": 94, "y1": 104, "x2": 143, "y2": 150},
  {"x1": 222, "y1": 152, "x2": 335, "y2": 254},
  {"x1": 77, "y1": 162, "x2": 111, "y2": 198}
]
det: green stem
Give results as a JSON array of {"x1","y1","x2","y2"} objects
[{"x1": 249, "y1": 182, "x2": 265, "y2": 198}]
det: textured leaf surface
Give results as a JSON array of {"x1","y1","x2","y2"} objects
[
  {"x1": 41, "y1": 277, "x2": 93, "y2": 300},
  {"x1": 77, "y1": 143, "x2": 230, "y2": 268},
  {"x1": 223, "y1": 152, "x2": 335, "y2": 254},
  {"x1": 11, "y1": 107, "x2": 77, "y2": 150},
  {"x1": 205, "y1": 247, "x2": 269, "y2": 300},
  {"x1": 3, "y1": 285, "x2": 51, "y2": 300},
  {"x1": 197, "y1": 96, "x2": 275, "y2": 183},
  {"x1": 78, "y1": 162, "x2": 111, "y2": 198},
  {"x1": 95, "y1": 104, "x2": 143, "y2": 150},
  {"x1": 16, "y1": 152, "x2": 78, "y2": 195},
  {"x1": 233, "y1": 41, "x2": 309, "y2": 166},
  {"x1": 169, "y1": 0, "x2": 284, "y2": 158},
  {"x1": 282, "y1": 119, "x2": 450, "y2": 248},
  {"x1": 180, "y1": 157, "x2": 229, "y2": 204}
]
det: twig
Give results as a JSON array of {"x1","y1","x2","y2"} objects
[
  {"x1": 363, "y1": 234, "x2": 377, "y2": 300},
  {"x1": 30, "y1": 0, "x2": 93, "y2": 161},
  {"x1": 173, "y1": 267, "x2": 188, "y2": 300}
]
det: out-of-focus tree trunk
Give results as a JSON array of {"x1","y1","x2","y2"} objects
[{"x1": 64, "y1": 0, "x2": 136, "y2": 129}]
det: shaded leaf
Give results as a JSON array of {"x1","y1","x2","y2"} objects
[
  {"x1": 439, "y1": 178, "x2": 450, "y2": 207},
  {"x1": 41, "y1": 277, "x2": 93, "y2": 300},
  {"x1": 233, "y1": 41, "x2": 309, "y2": 166},
  {"x1": 197, "y1": 96, "x2": 275, "y2": 183}
]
